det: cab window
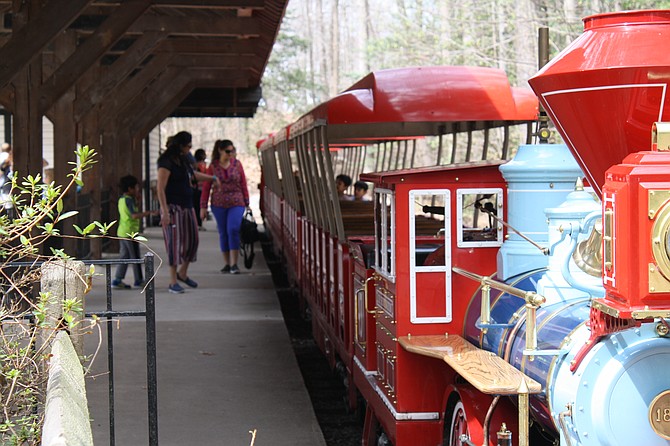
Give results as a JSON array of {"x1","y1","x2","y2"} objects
[{"x1": 457, "y1": 188, "x2": 503, "y2": 247}]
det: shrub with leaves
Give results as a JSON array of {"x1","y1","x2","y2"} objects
[{"x1": 0, "y1": 146, "x2": 102, "y2": 445}]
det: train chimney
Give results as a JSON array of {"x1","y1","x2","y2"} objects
[
  {"x1": 531, "y1": 10, "x2": 670, "y2": 318},
  {"x1": 528, "y1": 10, "x2": 670, "y2": 198}
]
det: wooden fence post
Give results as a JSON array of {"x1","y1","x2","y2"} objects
[{"x1": 40, "y1": 259, "x2": 87, "y2": 357}]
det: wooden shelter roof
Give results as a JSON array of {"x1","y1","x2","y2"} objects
[{"x1": 0, "y1": 0, "x2": 288, "y2": 119}]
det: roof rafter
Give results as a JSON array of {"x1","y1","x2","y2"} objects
[{"x1": 38, "y1": 0, "x2": 151, "y2": 114}]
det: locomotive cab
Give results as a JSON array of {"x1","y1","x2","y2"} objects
[{"x1": 354, "y1": 162, "x2": 538, "y2": 445}]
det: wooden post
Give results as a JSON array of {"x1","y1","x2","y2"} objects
[
  {"x1": 40, "y1": 260, "x2": 88, "y2": 358},
  {"x1": 10, "y1": 0, "x2": 44, "y2": 180}
]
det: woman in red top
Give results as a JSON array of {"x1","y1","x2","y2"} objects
[{"x1": 200, "y1": 139, "x2": 250, "y2": 274}]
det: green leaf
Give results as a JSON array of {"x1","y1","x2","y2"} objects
[
  {"x1": 50, "y1": 247, "x2": 71, "y2": 259},
  {"x1": 56, "y1": 210, "x2": 79, "y2": 222},
  {"x1": 83, "y1": 222, "x2": 96, "y2": 235},
  {"x1": 56, "y1": 199, "x2": 63, "y2": 213},
  {"x1": 19, "y1": 235, "x2": 29, "y2": 246}
]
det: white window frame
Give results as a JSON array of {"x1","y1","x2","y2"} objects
[
  {"x1": 409, "y1": 189, "x2": 452, "y2": 324},
  {"x1": 374, "y1": 188, "x2": 396, "y2": 281},
  {"x1": 456, "y1": 188, "x2": 504, "y2": 248}
]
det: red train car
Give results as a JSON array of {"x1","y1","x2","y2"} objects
[
  {"x1": 260, "y1": 10, "x2": 670, "y2": 446},
  {"x1": 259, "y1": 66, "x2": 538, "y2": 445}
]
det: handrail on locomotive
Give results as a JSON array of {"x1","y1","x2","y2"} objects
[{"x1": 453, "y1": 267, "x2": 546, "y2": 357}]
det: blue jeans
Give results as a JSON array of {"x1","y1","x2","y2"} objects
[{"x1": 211, "y1": 205, "x2": 245, "y2": 252}]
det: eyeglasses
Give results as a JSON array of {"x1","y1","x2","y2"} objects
[{"x1": 224, "y1": 149, "x2": 235, "y2": 154}]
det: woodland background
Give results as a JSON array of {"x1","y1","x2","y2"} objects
[{"x1": 160, "y1": 0, "x2": 670, "y2": 190}]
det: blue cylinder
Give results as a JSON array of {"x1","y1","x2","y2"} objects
[{"x1": 497, "y1": 144, "x2": 583, "y2": 280}]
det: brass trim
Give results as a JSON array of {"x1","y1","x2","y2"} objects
[
  {"x1": 572, "y1": 222, "x2": 603, "y2": 277},
  {"x1": 364, "y1": 275, "x2": 378, "y2": 314},
  {"x1": 480, "y1": 285, "x2": 491, "y2": 325},
  {"x1": 649, "y1": 190, "x2": 670, "y2": 219},
  {"x1": 653, "y1": 122, "x2": 670, "y2": 152},
  {"x1": 656, "y1": 322, "x2": 670, "y2": 337},
  {"x1": 519, "y1": 299, "x2": 588, "y2": 371},
  {"x1": 649, "y1": 389, "x2": 670, "y2": 440},
  {"x1": 649, "y1": 263, "x2": 670, "y2": 293},
  {"x1": 631, "y1": 309, "x2": 670, "y2": 319},
  {"x1": 604, "y1": 208, "x2": 613, "y2": 272},
  {"x1": 591, "y1": 300, "x2": 620, "y2": 318},
  {"x1": 651, "y1": 193, "x2": 670, "y2": 283}
]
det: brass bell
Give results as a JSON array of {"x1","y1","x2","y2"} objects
[{"x1": 572, "y1": 222, "x2": 603, "y2": 277}]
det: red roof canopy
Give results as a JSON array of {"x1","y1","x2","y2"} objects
[{"x1": 290, "y1": 66, "x2": 538, "y2": 140}]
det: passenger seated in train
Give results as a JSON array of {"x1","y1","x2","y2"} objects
[
  {"x1": 336, "y1": 174, "x2": 354, "y2": 200},
  {"x1": 353, "y1": 181, "x2": 370, "y2": 201}
]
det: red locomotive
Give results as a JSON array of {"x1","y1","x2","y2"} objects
[{"x1": 260, "y1": 9, "x2": 670, "y2": 446}]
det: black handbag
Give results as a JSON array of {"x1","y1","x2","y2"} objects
[
  {"x1": 240, "y1": 208, "x2": 258, "y2": 269},
  {"x1": 240, "y1": 208, "x2": 258, "y2": 244}
]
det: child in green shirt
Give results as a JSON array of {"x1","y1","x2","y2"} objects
[{"x1": 113, "y1": 175, "x2": 157, "y2": 289}]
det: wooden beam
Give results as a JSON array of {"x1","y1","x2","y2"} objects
[
  {"x1": 11, "y1": 60, "x2": 43, "y2": 179},
  {"x1": 38, "y1": 0, "x2": 151, "y2": 114},
  {"x1": 96, "y1": 53, "x2": 172, "y2": 130},
  {"x1": 150, "y1": 0, "x2": 264, "y2": 7},
  {"x1": 172, "y1": 54, "x2": 262, "y2": 68},
  {"x1": 124, "y1": 69, "x2": 191, "y2": 136},
  {"x1": 73, "y1": 29, "x2": 168, "y2": 122},
  {"x1": 76, "y1": 0, "x2": 264, "y2": 11},
  {"x1": 187, "y1": 66, "x2": 258, "y2": 82},
  {"x1": 128, "y1": 15, "x2": 260, "y2": 36},
  {"x1": 127, "y1": 70, "x2": 247, "y2": 137},
  {"x1": 132, "y1": 81, "x2": 202, "y2": 138},
  {"x1": 10, "y1": 0, "x2": 44, "y2": 180},
  {"x1": 0, "y1": 88, "x2": 13, "y2": 110},
  {"x1": 52, "y1": 30, "x2": 78, "y2": 190},
  {"x1": 156, "y1": 37, "x2": 259, "y2": 55},
  {"x1": 0, "y1": 0, "x2": 93, "y2": 90}
]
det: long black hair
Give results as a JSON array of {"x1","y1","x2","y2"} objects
[{"x1": 159, "y1": 131, "x2": 192, "y2": 164}]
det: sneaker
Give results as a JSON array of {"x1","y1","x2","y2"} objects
[
  {"x1": 168, "y1": 283, "x2": 185, "y2": 294},
  {"x1": 221, "y1": 265, "x2": 231, "y2": 273},
  {"x1": 230, "y1": 265, "x2": 240, "y2": 275},
  {"x1": 134, "y1": 280, "x2": 147, "y2": 288},
  {"x1": 112, "y1": 279, "x2": 131, "y2": 289},
  {"x1": 177, "y1": 275, "x2": 198, "y2": 288}
]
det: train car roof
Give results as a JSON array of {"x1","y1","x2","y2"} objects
[
  {"x1": 290, "y1": 66, "x2": 538, "y2": 142},
  {"x1": 360, "y1": 159, "x2": 507, "y2": 185}
]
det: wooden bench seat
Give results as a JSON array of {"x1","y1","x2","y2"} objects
[
  {"x1": 414, "y1": 215, "x2": 446, "y2": 237},
  {"x1": 341, "y1": 200, "x2": 375, "y2": 236},
  {"x1": 399, "y1": 334, "x2": 541, "y2": 395}
]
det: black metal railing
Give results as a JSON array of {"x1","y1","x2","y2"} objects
[
  {"x1": 85, "y1": 253, "x2": 158, "y2": 446},
  {"x1": 1, "y1": 253, "x2": 158, "y2": 446}
]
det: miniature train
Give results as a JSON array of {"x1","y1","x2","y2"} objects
[{"x1": 259, "y1": 10, "x2": 670, "y2": 446}]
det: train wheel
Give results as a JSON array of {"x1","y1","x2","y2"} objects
[{"x1": 445, "y1": 400, "x2": 468, "y2": 446}]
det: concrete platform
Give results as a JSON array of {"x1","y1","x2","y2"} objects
[{"x1": 84, "y1": 220, "x2": 326, "y2": 446}]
